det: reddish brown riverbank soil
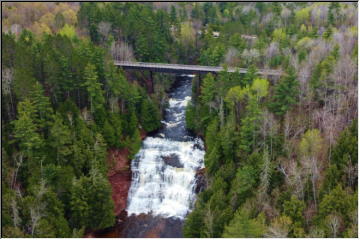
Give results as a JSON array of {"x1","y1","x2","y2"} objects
[
  {"x1": 108, "y1": 148, "x2": 132, "y2": 216},
  {"x1": 108, "y1": 129, "x2": 146, "y2": 216},
  {"x1": 85, "y1": 130, "x2": 147, "y2": 237}
]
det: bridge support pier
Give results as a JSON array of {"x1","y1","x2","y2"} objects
[
  {"x1": 149, "y1": 70, "x2": 154, "y2": 93},
  {"x1": 197, "y1": 74, "x2": 201, "y2": 96}
]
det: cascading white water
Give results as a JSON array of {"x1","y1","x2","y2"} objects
[{"x1": 126, "y1": 75, "x2": 205, "y2": 219}]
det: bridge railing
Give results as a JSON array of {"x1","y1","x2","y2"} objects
[{"x1": 114, "y1": 61, "x2": 283, "y2": 76}]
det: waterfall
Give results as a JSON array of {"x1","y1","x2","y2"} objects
[{"x1": 126, "y1": 75, "x2": 205, "y2": 219}]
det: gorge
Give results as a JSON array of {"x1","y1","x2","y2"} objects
[{"x1": 94, "y1": 75, "x2": 205, "y2": 238}]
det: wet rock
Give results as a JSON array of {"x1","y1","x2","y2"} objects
[
  {"x1": 121, "y1": 214, "x2": 184, "y2": 238},
  {"x1": 194, "y1": 168, "x2": 207, "y2": 194},
  {"x1": 161, "y1": 154, "x2": 183, "y2": 168}
]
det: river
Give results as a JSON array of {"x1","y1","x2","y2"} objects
[{"x1": 122, "y1": 75, "x2": 205, "y2": 237}]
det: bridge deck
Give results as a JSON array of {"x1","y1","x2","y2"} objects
[{"x1": 114, "y1": 61, "x2": 283, "y2": 76}]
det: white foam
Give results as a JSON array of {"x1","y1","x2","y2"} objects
[
  {"x1": 126, "y1": 137, "x2": 204, "y2": 219},
  {"x1": 126, "y1": 79, "x2": 204, "y2": 220}
]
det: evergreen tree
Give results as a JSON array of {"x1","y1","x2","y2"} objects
[
  {"x1": 83, "y1": 63, "x2": 105, "y2": 113},
  {"x1": 102, "y1": 120, "x2": 117, "y2": 147},
  {"x1": 230, "y1": 165, "x2": 259, "y2": 209},
  {"x1": 283, "y1": 195, "x2": 305, "y2": 231},
  {"x1": 269, "y1": 67, "x2": 299, "y2": 117},
  {"x1": 170, "y1": 5, "x2": 177, "y2": 24},
  {"x1": 29, "y1": 82, "x2": 54, "y2": 131},
  {"x1": 183, "y1": 202, "x2": 205, "y2": 237},
  {"x1": 70, "y1": 169, "x2": 115, "y2": 230},
  {"x1": 243, "y1": 65, "x2": 258, "y2": 87},
  {"x1": 13, "y1": 99, "x2": 43, "y2": 156},
  {"x1": 13, "y1": 30, "x2": 37, "y2": 100},
  {"x1": 201, "y1": 73, "x2": 217, "y2": 108},
  {"x1": 222, "y1": 206, "x2": 266, "y2": 237},
  {"x1": 140, "y1": 98, "x2": 161, "y2": 132},
  {"x1": 49, "y1": 113, "x2": 73, "y2": 165},
  {"x1": 331, "y1": 119, "x2": 357, "y2": 169}
]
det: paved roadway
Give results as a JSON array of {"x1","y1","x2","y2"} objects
[{"x1": 114, "y1": 61, "x2": 283, "y2": 76}]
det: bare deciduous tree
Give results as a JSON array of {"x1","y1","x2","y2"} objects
[
  {"x1": 241, "y1": 48, "x2": 260, "y2": 65},
  {"x1": 110, "y1": 41, "x2": 135, "y2": 61},
  {"x1": 258, "y1": 147, "x2": 271, "y2": 204},
  {"x1": 310, "y1": 4, "x2": 328, "y2": 27},
  {"x1": 10, "y1": 197, "x2": 20, "y2": 228},
  {"x1": 2, "y1": 68, "x2": 16, "y2": 120},
  {"x1": 260, "y1": 110, "x2": 279, "y2": 156},
  {"x1": 29, "y1": 180, "x2": 47, "y2": 236},
  {"x1": 224, "y1": 47, "x2": 240, "y2": 66},
  {"x1": 326, "y1": 214, "x2": 342, "y2": 238},
  {"x1": 300, "y1": 129, "x2": 323, "y2": 210},
  {"x1": 265, "y1": 42, "x2": 279, "y2": 62},
  {"x1": 11, "y1": 153, "x2": 24, "y2": 189},
  {"x1": 203, "y1": 204, "x2": 215, "y2": 238},
  {"x1": 281, "y1": 7, "x2": 291, "y2": 26},
  {"x1": 265, "y1": 216, "x2": 292, "y2": 238},
  {"x1": 282, "y1": 159, "x2": 306, "y2": 200},
  {"x1": 97, "y1": 21, "x2": 111, "y2": 40}
]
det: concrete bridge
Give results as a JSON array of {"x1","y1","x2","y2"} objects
[
  {"x1": 114, "y1": 61, "x2": 283, "y2": 76},
  {"x1": 115, "y1": 61, "x2": 282, "y2": 93}
]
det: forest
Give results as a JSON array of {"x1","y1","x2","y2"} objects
[{"x1": 1, "y1": 2, "x2": 358, "y2": 238}]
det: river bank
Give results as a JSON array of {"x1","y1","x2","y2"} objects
[{"x1": 87, "y1": 75, "x2": 206, "y2": 238}]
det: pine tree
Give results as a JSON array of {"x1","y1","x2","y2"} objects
[
  {"x1": 201, "y1": 73, "x2": 217, "y2": 109},
  {"x1": 230, "y1": 165, "x2": 259, "y2": 209},
  {"x1": 243, "y1": 65, "x2": 258, "y2": 87},
  {"x1": 49, "y1": 113, "x2": 73, "y2": 165},
  {"x1": 29, "y1": 82, "x2": 54, "y2": 130},
  {"x1": 102, "y1": 120, "x2": 117, "y2": 147},
  {"x1": 58, "y1": 55, "x2": 73, "y2": 97},
  {"x1": 222, "y1": 206, "x2": 266, "y2": 237},
  {"x1": 125, "y1": 105, "x2": 138, "y2": 136},
  {"x1": 183, "y1": 203, "x2": 205, "y2": 237},
  {"x1": 170, "y1": 5, "x2": 177, "y2": 24},
  {"x1": 13, "y1": 99, "x2": 43, "y2": 156},
  {"x1": 238, "y1": 95, "x2": 262, "y2": 154},
  {"x1": 13, "y1": 30, "x2": 37, "y2": 100},
  {"x1": 83, "y1": 63, "x2": 105, "y2": 113},
  {"x1": 129, "y1": 129, "x2": 141, "y2": 158},
  {"x1": 283, "y1": 195, "x2": 305, "y2": 228},
  {"x1": 87, "y1": 168, "x2": 115, "y2": 229},
  {"x1": 70, "y1": 176, "x2": 91, "y2": 228},
  {"x1": 225, "y1": 86, "x2": 249, "y2": 125},
  {"x1": 140, "y1": 98, "x2": 161, "y2": 132},
  {"x1": 331, "y1": 120, "x2": 357, "y2": 169},
  {"x1": 92, "y1": 133, "x2": 108, "y2": 174},
  {"x1": 269, "y1": 67, "x2": 299, "y2": 117}
]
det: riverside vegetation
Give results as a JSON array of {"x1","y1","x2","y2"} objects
[{"x1": 1, "y1": 2, "x2": 358, "y2": 238}]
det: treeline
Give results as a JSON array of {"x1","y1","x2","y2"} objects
[
  {"x1": 77, "y1": 2, "x2": 181, "y2": 63},
  {"x1": 1, "y1": 29, "x2": 161, "y2": 236},
  {"x1": 184, "y1": 2, "x2": 357, "y2": 238},
  {"x1": 2, "y1": 2, "x2": 79, "y2": 36}
]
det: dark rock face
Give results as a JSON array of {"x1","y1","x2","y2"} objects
[
  {"x1": 161, "y1": 154, "x2": 183, "y2": 168},
  {"x1": 89, "y1": 212, "x2": 184, "y2": 238},
  {"x1": 121, "y1": 214, "x2": 184, "y2": 238},
  {"x1": 194, "y1": 168, "x2": 207, "y2": 194}
]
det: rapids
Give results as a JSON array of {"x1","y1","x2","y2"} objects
[{"x1": 126, "y1": 75, "x2": 205, "y2": 221}]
